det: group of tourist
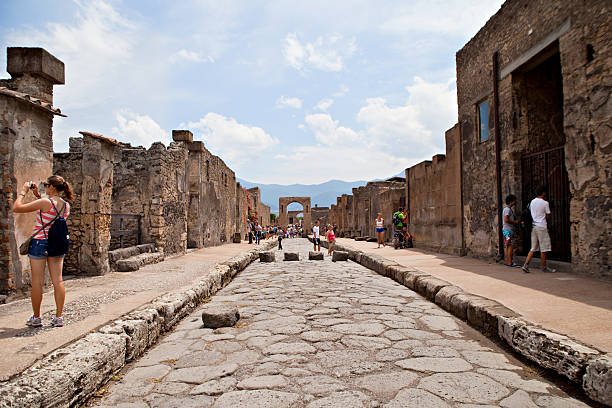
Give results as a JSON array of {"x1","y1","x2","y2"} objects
[{"x1": 311, "y1": 220, "x2": 336, "y2": 256}]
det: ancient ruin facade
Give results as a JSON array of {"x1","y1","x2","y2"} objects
[
  {"x1": 406, "y1": 125, "x2": 462, "y2": 254},
  {"x1": 1, "y1": 47, "x2": 270, "y2": 291},
  {"x1": 247, "y1": 187, "x2": 271, "y2": 227},
  {"x1": 278, "y1": 197, "x2": 312, "y2": 231},
  {"x1": 1, "y1": 48, "x2": 65, "y2": 293},
  {"x1": 457, "y1": 0, "x2": 611, "y2": 279},
  {"x1": 311, "y1": 205, "x2": 329, "y2": 227}
]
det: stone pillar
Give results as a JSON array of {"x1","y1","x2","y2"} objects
[
  {"x1": 187, "y1": 140, "x2": 204, "y2": 248},
  {"x1": 78, "y1": 132, "x2": 118, "y2": 275},
  {"x1": 148, "y1": 143, "x2": 167, "y2": 252}
]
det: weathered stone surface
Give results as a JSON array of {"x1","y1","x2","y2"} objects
[
  {"x1": 415, "y1": 276, "x2": 452, "y2": 301},
  {"x1": 434, "y1": 285, "x2": 464, "y2": 311},
  {"x1": 201, "y1": 304, "x2": 240, "y2": 328},
  {"x1": 284, "y1": 252, "x2": 299, "y2": 261},
  {"x1": 396, "y1": 357, "x2": 473, "y2": 372},
  {"x1": 308, "y1": 251, "x2": 324, "y2": 260},
  {"x1": 307, "y1": 390, "x2": 369, "y2": 408},
  {"x1": 165, "y1": 363, "x2": 238, "y2": 384},
  {"x1": 213, "y1": 390, "x2": 300, "y2": 408},
  {"x1": 356, "y1": 371, "x2": 419, "y2": 396},
  {"x1": 418, "y1": 372, "x2": 510, "y2": 404},
  {"x1": 535, "y1": 395, "x2": 592, "y2": 408},
  {"x1": 510, "y1": 325, "x2": 600, "y2": 382},
  {"x1": 332, "y1": 251, "x2": 349, "y2": 262},
  {"x1": 420, "y1": 315, "x2": 460, "y2": 331},
  {"x1": 582, "y1": 355, "x2": 612, "y2": 406},
  {"x1": 384, "y1": 388, "x2": 451, "y2": 408},
  {"x1": 499, "y1": 390, "x2": 538, "y2": 408},
  {"x1": 476, "y1": 368, "x2": 550, "y2": 393},
  {"x1": 237, "y1": 375, "x2": 288, "y2": 390},
  {"x1": 259, "y1": 251, "x2": 275, "y2": 262}
]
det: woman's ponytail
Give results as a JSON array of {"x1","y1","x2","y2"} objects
[{"x1": 47, "y1": 175, "x2": 74, "y2": 202}]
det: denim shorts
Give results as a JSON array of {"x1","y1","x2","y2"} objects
[{"x1": 28, "y1": 239, "x2": 64, "y2": 260}]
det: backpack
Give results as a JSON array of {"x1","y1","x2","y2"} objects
[
  {"x1": 46, "y1": 199, "x2": 70, "y2": 256},
  {"x1": 392, "y1": 212, "x2": 401, "y2": 226}
]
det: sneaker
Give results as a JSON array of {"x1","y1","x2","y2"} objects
[
  {"x1": 541, "y1": 267, "x2": 557, "y2": 273},
  {"x1": 26, "y1": 315, "x2": 42, "y2": 328},
  {"x1": 521, "y1": 264, "x2": 530, "y2": 273},
  {"x1": 51, "y1": 316, "x2": 64, "y2": 327},
  {"x1": 505, "y1": 263, "x2": 520, "y2": 267}
]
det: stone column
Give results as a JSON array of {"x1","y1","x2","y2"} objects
[
  {"x1": 78, "y1": 132, "x2": 118, "y2": 275},
  {"x1": 187, "y1": 140, "x2": 204, "y2": 248},
  {"x1": 148, "y1": 143, "x2": 167, "y2": 253}
]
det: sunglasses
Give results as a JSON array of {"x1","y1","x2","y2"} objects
[{"x1": 42, "y1": 182, "x2": 50, "y2": 187}]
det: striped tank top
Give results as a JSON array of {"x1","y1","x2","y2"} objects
[{"x1": 33, "y1": 198, "x2": 70, "y2": 239}]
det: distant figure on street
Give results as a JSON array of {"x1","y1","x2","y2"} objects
[
  {"x1": 522, "y1": 186, "x2": 556, "y2": 273},
  {"x1": 375, "y1": 212, "x2": 385, "y2": 248},
  {"x1": 502, "y1": 194, "x2": 520, "y2": 267},
  {"x1": 255, "y1": 223, "x2": 262, "y2": 244},
  {"x1": 313, "y1": 220, "x2": 321, "y2": 252},
  {"x1": 277, "y1": 228, "x2": 284, "y2": 250},
  {"x1": 326, "y1": 224, "x2": 336, "y2": 256},
  {"x1": 12, "y1": 175, "x2": 74, "y2": 328}
]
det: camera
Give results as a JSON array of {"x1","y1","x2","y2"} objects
[{"x1": 29, "y1": 182, "x2": 36, "y2": 190}]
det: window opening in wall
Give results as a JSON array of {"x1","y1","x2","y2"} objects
[
  {"x1": 477, "y1": 100, "x2": 489, "y2": 142},
  {"x1": 586, "y1": 44, "x2": 595, "y2": 63}
]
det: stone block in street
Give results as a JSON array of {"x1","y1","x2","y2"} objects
[
  {"x1": 201, "y1": 304, "x2": 240, "y2": 329},
  {"x1": 284, "y1": 252, "x2": 299, "y2": 261},
  {"x1": 259, "y1": 251, "x2": 275, "y2": 262},
  {"x1": 309, "y1": 251, "x2": 324, "y2": 260},
  {"x1": 332, "y1": 251, "x2": 348, "y2": 262},
  {"x1": 583, "y1": 355, "x2": 612, "y2": 406}
]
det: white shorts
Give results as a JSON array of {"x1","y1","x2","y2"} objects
[{"x1": 530, "y1": 226, "x2": 552, "y2": 253}]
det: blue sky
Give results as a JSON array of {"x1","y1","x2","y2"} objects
[{"x1": 1, "y1": 0, "x2": 503, "y2": 184}]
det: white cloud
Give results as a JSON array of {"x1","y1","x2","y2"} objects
[
  {"x1": 171, "y1": 49, "x2": 214, "y2": 63},
  {"x1": 314, "y1": 98, "x2": 334, "y2": 111},
  {"x1": 333, "y1": 84, "x2": 350, "y2": 97},
  {"x1": 304, "y1": 113, "x2": 361, "y2": 146},
  {"x1": 185, "y1": 113, "x2": 279, "y2": 164},
  {"x1": 356, "y1": 76, "x2": 457, "y2": 156},
  {"x1": 283, "y1": 32, "x2": 356, "y2": 72},
  {"x1": 112, "y1": 110, "x2": 170, "y2": 148},
  {"x1": 379, "y1": 1, "x2": 504, "y2": 37},
  {"x1": 276, "y1": 96, "x2": 303, "y2": 109}
]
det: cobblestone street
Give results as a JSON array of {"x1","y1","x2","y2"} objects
[{"x1": 91, "y1": 239, "x2": 592, "y2": 408}]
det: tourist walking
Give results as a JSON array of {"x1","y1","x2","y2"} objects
[
  {"x1": 11, "y1": 175, "x2": 73, "y2": 328},
  {"x1": 326, "y1": 224, "x2": 336, "y2": 256},
  {"x1": 313, "y1": 220, "x2": 321, "y2": 252},
  {"x1": 502, "y1": 194, "x2": 520, "y2": 267},
  {"x1": 277, "y1": 228, "x2": 284, "y2": 250},
  {"x1": 375, "y1": 212, "x2": 385, "y2": 248},
  {"x1": 522, "y1": 186, "x2": 556, "y2": 273}
]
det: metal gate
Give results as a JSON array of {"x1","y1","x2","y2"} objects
[
  {"x1": 521, "y1": 146, "x2": 571, "y2": 262},
  {"x1": 110, "y1": 214, "x2": 141, "y2": 250}
]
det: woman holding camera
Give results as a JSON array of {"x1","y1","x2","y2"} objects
[{"x1": 12, "y1": 175, "x2": 73, "y2": 328}]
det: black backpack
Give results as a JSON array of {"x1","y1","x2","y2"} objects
[
  {"x1": 392, "y1": 212, "x2": 400, "y2": 226},
  {"x1": 46, "y1": 199, "x2": 70, "y2": 256}
]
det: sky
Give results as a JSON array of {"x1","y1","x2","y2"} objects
[{"x1": 0, "y1": 0, "x2": 504, "y2": 184}]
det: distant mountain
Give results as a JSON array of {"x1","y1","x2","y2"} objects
[{"x1": 237, "y1": 178, "x2": 370, "y2": 214}]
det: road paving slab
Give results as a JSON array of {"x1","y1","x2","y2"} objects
[{"x1": 90, "y1": 239, "x2": 594, "y2": 407}]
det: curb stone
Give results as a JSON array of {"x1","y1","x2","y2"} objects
[
  {"x1": 0, "y1": 241, "x2": 276, "y2": 408},
  {"x1": 307, "y1": 236, "x2": 611, "y2": 407}
]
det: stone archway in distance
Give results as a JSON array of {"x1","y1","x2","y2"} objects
[{"x1": 278, "y1": 196, "x2": 312, "y2": 232}]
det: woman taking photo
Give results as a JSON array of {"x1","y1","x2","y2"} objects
[{"x1": 12, "y1": 175, "x2": 73, "y2": 328}]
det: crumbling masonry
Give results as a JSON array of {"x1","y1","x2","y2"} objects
[{"x1": 1, "y1": 48, "x2": 269, "y2": 292}]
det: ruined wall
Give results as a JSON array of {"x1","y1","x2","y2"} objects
[
  {"x1": 235, "y1": 184, "x2": 249, "y2": 239},
  {"x1": 247, "y1": 187, "x2": 270, "y2": 227},
  {"x1": 457, "y1": 0, "x2": 611, "y2": 278},
  {"x1": 311, "y1": 205, "x2": 329, "y2": 227},
  {"x1": 379, "y1": 187, "x2": 405, "y2": 243},
  {"x1": 351, "y1": 181, "x2": 405, "y2": 238},
  {"x1": 407, "y1": 125, "x2": 462, "y2": 254}
]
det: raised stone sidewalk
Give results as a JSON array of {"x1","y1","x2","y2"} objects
[
  {"x1": 0, "y1": 240, "x2": 276, "y2": 407},
  {"x1": 320, "y1": 237, "x2": 612, "y2": 406}
]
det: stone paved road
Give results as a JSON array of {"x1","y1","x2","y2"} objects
[{"x1": 90, "y1": 239, "x2": 592, "y2": 407}]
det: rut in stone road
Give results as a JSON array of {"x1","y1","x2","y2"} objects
[{"x1": 91, "y1": 238, "x2": 592, "y2": 408}]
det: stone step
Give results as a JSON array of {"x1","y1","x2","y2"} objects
[
  {"x1": 115, "y1": 252, "x2": 165, "y2": 272},
  {"x1": 109, "y1": 243, "x2": 156, "y2": 263}
]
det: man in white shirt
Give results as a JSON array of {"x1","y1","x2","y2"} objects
[
  {"x1": 522, "y1": 186, "x2": 556, "y2": 273},
  {"x1": 312, "y1": 220, "x2": 321, "y2": 252}
]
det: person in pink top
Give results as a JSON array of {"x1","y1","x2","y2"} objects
[
  {"x1": 325, "y1": 224, "x2": 336, "y2": 256},
  {"x1": 12, "y1": 175, "x2": 73, "y2": 328}
]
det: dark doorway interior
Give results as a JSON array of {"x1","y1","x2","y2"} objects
[{"x1": 514, "y1": 43, "x2": 571, "y2": 262}]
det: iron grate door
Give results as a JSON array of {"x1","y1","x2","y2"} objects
[{"x1": 521, "y1": 147, "x2": 571, "y2": 262}]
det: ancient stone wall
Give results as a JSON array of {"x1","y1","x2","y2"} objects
[
  {"x1": 378, "y1": 187, "x2": 405, "y2": 243},
  {"x1": 350, "y1": 181, "x2": 405, "y2": 239},
  {"x1": 311, "y1": 205, "x2": 329, "y2": 227},
  {"x1": 247, "y1": 187, "x2": 270, "y2": 227},
  {"x1": 457, "y1": 0, "x2": 611, "y2": 278},
  {"x1": 0, "y1": 48, "x2": 64, "y2": 293},
  {"x1": 407, "y1": 125, "x2": 462, "y2": 254}
]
